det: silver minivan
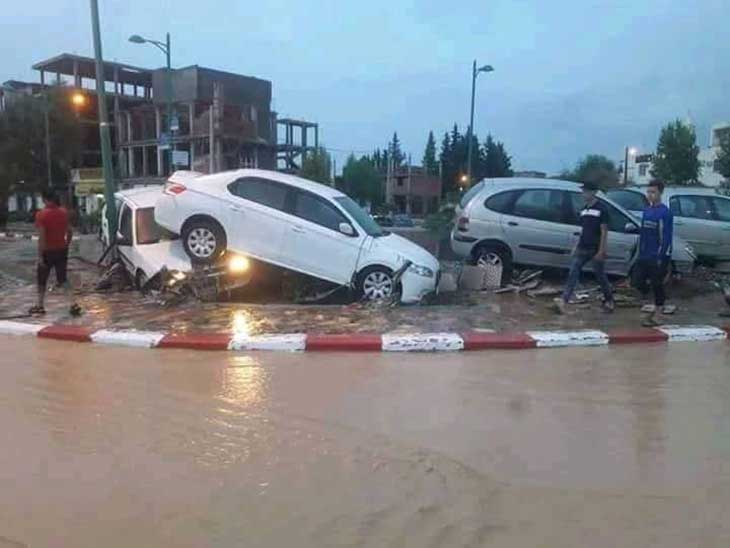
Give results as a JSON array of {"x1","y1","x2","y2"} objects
[
  {"x1": 607, "y1": 187, "x2": 730, "y2": 262},
  {"x1": 451, "y1": 178, "x2": 696, "y2": 283}
]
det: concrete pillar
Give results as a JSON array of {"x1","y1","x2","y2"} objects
[
  {"x1": 40, "y1": 70, "x2": 45, "y2": 86},
  {"x1": 155, "y1": 107, "x2": 163, "y2": 175},
  {"x1": 73, "y1": 59, "x2": 80, "y2": 87},
  {"x1": 188, "y1": 102, "x2": 195, "y2": 136},
  {"x1": 142, "y1": 145, "x2": 148, "y2": 176},
  {"x1": 126, "y1": 112, "x2": 133, "y2": 143},
  {"x1": 127, "y1": 147, "x2": 135, "y2": 178}
]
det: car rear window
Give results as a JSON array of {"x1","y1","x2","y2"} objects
[
  {"x1": 511, "y1": 189, "x2": 564, "y2": 223},
  {"x1": 459, "y1": 182, "x2": 484, "y2": 208},
  {"x1": 136, "y1": 207, "x2": 178, "y2": 245}
]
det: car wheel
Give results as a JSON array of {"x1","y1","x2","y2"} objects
[
  {"x1": 474, "y1": 244, "x2": 513, "y2": 286},
  {"x1": 358, "y1": 266, "x2": 398, "y2": 301},
  {"x1": 182, "y1": 218, "x2": 226, "y2": 264}
]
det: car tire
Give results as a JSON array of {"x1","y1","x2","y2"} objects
[
  {"x1": 357, "y1": 266, "x2": 400, "y2": 301},
  {"x1": 473, "y1": 243, "x2": 513, "y2": 287},
  {"x1": 182, "y1": 218, "x2": 227, "y2": 264}
]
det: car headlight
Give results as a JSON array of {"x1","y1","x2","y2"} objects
[
  {"x1": 408, "y1": 263, "x2": 435, "y2": 278},
  {"x1": 170, "y1": 270, "x2": 187, "y2": 281}
]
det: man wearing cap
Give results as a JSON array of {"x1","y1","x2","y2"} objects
[{"x1": 553, "y1": 182, "x2": 614, "y2": 314}]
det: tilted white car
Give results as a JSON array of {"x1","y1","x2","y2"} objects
[{"x1": 154, "y1": 169, "x2": 440, "y2": 303}]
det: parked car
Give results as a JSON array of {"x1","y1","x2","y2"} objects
[
  {"x1": 392, "y1": 214, "x2": 415, "y2": 227},
  {"x1": 451, "y1": 178, "x2": 696, "y2": 283},
  {"x1": 372, "y1": 215, "x2": 394, "y2": 227},
  {"x1": 607, "y1": 186, "x2": 730, "y2": 262},
  {"x1": 101, "y1": 187, "x2": 192, "y2": 288},
  {"x1": 154, "y1": 169, "x2": 440, "y2": 303}
]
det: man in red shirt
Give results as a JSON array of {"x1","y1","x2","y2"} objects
[{"x1": 31, "y1": 189, "x2": 80, "y2": 315}]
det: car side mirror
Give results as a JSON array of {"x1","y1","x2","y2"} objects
[
  {"x1": 339, "y1": 223, "x2": 355, "y2": 237},
  {"x1": 116, "y1": 232, "x2": 132, "y2": 246},
  {"x1": 624, "y1": 223, "x2": 639, "y2": 234}
]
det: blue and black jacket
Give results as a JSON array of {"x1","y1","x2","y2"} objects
[{"x1": 639, "y1": 203, "x2": 673, "y2": 261}]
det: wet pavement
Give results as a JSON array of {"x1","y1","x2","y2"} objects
[
  {"x1": 1, "y1": 236, "x2": 728, "y2": 334},
  {"x1": 1, "y1": 336, "x2": 729, "y2": 547}
]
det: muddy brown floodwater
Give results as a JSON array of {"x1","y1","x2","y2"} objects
[{"x1": 1, "y1": 336, "x2": 730, "y2": 547}]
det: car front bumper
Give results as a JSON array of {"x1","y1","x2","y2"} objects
[{"x1": 400, "y1": 268, "x2": 440, "y2": 304}]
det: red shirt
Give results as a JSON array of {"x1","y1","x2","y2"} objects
[{"x1": 35, "y1": 204, "x2": 69, "y2": 250}]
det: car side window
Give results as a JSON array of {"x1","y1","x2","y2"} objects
[
  {"x1": 118, "y1": 204, "x2": 133, "y2": 243},
  {"x1": 293, "y1": 191, "x2": 350, "y2": 233},
  {"x1": 509, "y1": 189, "x2": 564, "y2": 223},
  {"x1": 669, "y1": 197, "x2": 681, "y2": 216},
  {"x1": 675, "y1": 195, "x2": 714, "y2": 220},
  {"x1": 484, "y1": 190, "x2": 519, "y2": 214},
  {"x1": 599, "y1": 200, "x2": 635, "y2": 233},
  {"x1": 607, "y1": 190, "x2": 647, "y2": 211},
  {"x1": 712, "y1": 197, "x2": 730, "y2": 222},
  {"x1": 229, "y1": 177, "x2": 288, "y2": 211}
]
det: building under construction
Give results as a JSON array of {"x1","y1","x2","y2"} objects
[{"x1": 6, "y1": 53, "x2": 318, "y2": 207}]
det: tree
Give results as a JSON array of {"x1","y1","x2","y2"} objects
[
  {"x1": 716, "y1": 132, "x2": 730, "y2": 182},
  {"x1": 562, "y1": 154, "x2": 619, "y2": 189},
  {"x1": 651, "y1": 120, "x2": 700, "y2": 185},
  {"x1": 481, "y1": 134, "x2": 513, "y2": 178},
  {"x1": 388, "y1": 132, "x2": 405, "y2": 168},
  {"x1": 422, "y1": 131, "x2": 438, "y2": 175},
  {"x1": 0, "y1": 90, "x2": 82, "y2": 225},
  {"x1": 343, "y1": 154, "x2": 383, "y2": 207},
  {"x1": 299, "y1": 146, "x2": 332, "y2": 185}
]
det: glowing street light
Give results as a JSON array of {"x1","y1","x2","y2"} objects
[{"x1": 71, "y1": 92, "x2": 87, "y2": 108}]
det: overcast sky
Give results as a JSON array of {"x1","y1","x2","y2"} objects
[{"x1": 2, "y1": 0, "x2": 728, "y2": 173}]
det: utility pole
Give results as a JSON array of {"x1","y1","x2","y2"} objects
[
  {"x1": 466, "y1": 60, "x2": 494, "y2": 187},
  {"x1": 44, "y1": 101, "x2": 52, "y2": 188},
  {"x1": 89, "y1": 0, "x2": 117, "y2": 240}
]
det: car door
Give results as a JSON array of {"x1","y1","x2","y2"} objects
[
  {"x1": 280, "y1": 190, "x2": 365, "y2": 284},
  {"x1": 501, "y1": 189, "x2": 575, "y2": 268},
  {"x1": 567, "y1": 193, "x2": 638, "y2": 275},
  {"x1": 669, "y1": 195, "x2": 717, "y2": 259},
  {"x1": 225, "y1": 177, "x2": 290, "y2": 263},
  {"x1": 710, "y1": 196, "x2": 730, "y2": 259}
]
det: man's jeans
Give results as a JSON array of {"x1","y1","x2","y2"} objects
[{"x1": 562, "y1": 248, "x2": 613, "y2": 304}]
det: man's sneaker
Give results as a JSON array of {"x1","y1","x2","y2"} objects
[
  {"x1": 641, "y1": 304, "x2": 656, "y2": 313},
  {"x1": 602, "y1": 300, "x2": 615, "y2": 313},
  {"x1": 662, "y1": 304, "x2": 677, "y2": 315},
  {"x1": 69, "y1": 303, "x2": 83, "y2": 317},
  {"x1": 551, "y1": 297, "x2": 566, "y2": 315}
]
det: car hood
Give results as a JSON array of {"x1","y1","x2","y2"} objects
[
  {"x1": 137, "y1": 240, "x2": 192, "y2": 274},
  {"x1": 370, "y1": 233, "x2": 439, "y2": 269}
]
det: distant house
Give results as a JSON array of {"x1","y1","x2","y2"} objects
[{"x1": 384, "y1": 166, "x2": 441, "y2": 216}]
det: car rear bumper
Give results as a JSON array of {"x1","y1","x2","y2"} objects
[{"x1": 450, "y1": 231, "x2": 475, "y2": 259}]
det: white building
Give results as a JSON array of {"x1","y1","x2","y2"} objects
[{"x1": 624, "y1": 122, "x2": 729, "y2": 187}]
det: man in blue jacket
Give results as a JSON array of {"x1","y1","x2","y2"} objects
[{"x1": 635, "y1": 179, "x2": 673, "y2": 326}]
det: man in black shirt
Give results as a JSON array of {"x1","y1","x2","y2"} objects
[{"x1": 553, "y1": 182, "x2": 614, "y2": 314}]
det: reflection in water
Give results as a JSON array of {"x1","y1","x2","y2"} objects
[
  {"x1": 220, "y1": 356, "x2": 266, "y2": 408},
  {"x1": 232, "y1": 310, "x2": 253, "y2": 338}
]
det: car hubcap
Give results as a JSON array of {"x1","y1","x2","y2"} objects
[
  {"x1": 362, "y1": 271, "x2": 394, "y2": 300},
  {"x1": 187, "y1": 228, "x2": 217, "y2": 258},
  {"x1": 477, "y1": 252, "x2": 502, "y2": 268}
]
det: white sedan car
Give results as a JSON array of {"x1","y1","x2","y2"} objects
[{"x1": 154, "y1": 169, "x2": 440, "y2": 303}]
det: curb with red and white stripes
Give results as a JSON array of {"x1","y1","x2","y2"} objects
[
  {"x1": 0, "y1": 232, "x2": 38, "y2": 241},
  {"x1": 1, "y1": 320, "x2": 728, "y2": 352}
]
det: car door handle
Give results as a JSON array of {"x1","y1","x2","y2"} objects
[
  {"x1": 229, "y1": 204, "x2": 244, "y2": 212},
  {"x1": 573, "y1": 232, "x2": 581, "y2": 236},
  {"x1": 292, "y1": 226, "x2": 305, "y2": 234},
  {"x1": 507, "y1": 221, "x2": 519, "y2": 227}
]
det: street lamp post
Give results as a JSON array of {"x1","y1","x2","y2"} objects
[
  {"x1": 466, "y1": 60, "x2": 494, "y2": 187},
  {"x1": 129, "y1": 32, "x2": 173, "y2": 175},
  {"x1": 623, "y1": 146, "x2": 637, "y2": 185}
]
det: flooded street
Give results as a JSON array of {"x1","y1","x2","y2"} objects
[{"x1": 1, "y1": 337, "x2": 729, "y2": 547}]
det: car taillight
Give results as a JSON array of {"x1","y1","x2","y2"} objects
[
  {"x1": 457, "y1": 217, "x2": 469, "y2": 232},
  {"x1": 164, "y1": 183, "x2": 187, "y2": 195}
]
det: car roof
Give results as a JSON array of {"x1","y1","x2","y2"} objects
[
  {"x1": 114, "y1": 186, "x2": 164, "y2": 208},
  {"x1": 477, "y1": 177, "x2": 584, "y2": 193},
  {"x1": 621, "y1": 185, "x2": 722, "y2": 197},
  {"x1": 173, "y1": 169, "x2": 347, "y2": 199}
]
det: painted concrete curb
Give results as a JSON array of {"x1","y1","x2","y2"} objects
[{"x1": 1, "y1": 320, "x2": 729, "y2": 353}]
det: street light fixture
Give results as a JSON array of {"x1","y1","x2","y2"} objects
[
  {"x1": 466, "y1": 60, "x2": 494, "y2": 187},
  {"x1": 128, "y1": 32, "x2": 173, "y2": 175},
  {"x1": 623, "y1": 146, "x2": 638, "y2": 185},
  {"x1": 71, "y1": 92, "x2": 87, "y2": 108}
]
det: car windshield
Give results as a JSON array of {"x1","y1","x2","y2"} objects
[
  {"x1": 334, "y1": 196, "x2": 384, "y2": 237},
  {"x1": 459, "y1": 182, "x2": 485, "y2": 208},
  {"x1": 136, "y1": 207, "x2": 178, "y2": 245}
]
